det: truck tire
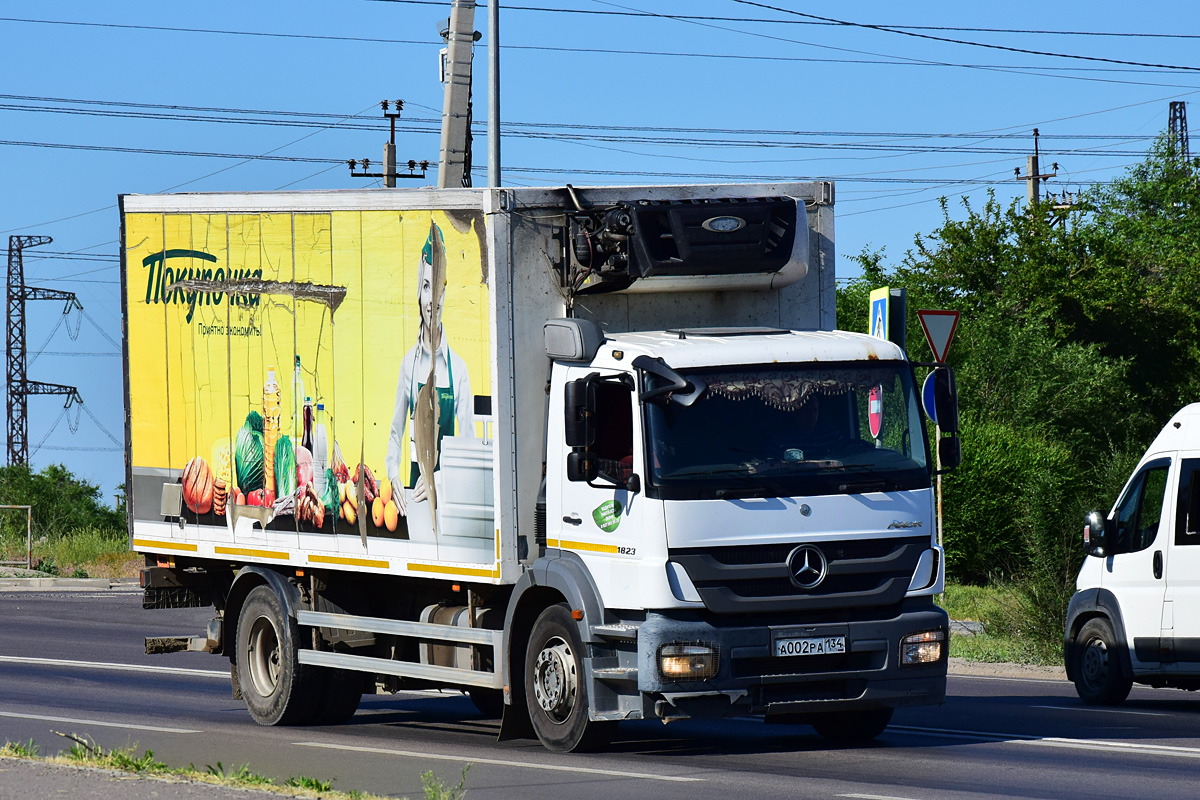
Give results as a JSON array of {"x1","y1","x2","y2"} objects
[
  {"x1": 236, "y1": 584, "x2": 321, "y2": 725},
  {"x1": 1073, "y1": 618, "x2": 1132, "y2": 706},
  {"x1": 524, "y1": 603, "x2": 613, "y2": 752},
  {"x1": 811, "y1": 708, "x2": 893, "y2": 743},
  {"x1": 468, "y1": 688, "x2": 505, "y2": 718},
  {"x1": 311, "y1": 668, "x2": 363, "y2": 725}
]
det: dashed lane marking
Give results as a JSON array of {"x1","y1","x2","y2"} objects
[
  {"x1": 293, "y1": 741, "x2": 705, "y2": 782},
  {"x1": 0, "y1": 710, "x2": 199, "y2": 734},
  {"x1": 892, "y1": 725, "x2": 1200, "y2": 759},
  {"x1": 0, "y1": 655, "x2": 228, "y2": 677}
]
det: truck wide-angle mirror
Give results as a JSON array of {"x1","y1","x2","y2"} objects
[
  {"x1": 1083, "y1": 510, "x2": 1108, "y2": 557},
  {"x1": 937, "y1": 435, "x2": 961, "y2": 471},
  {"x1": 566, "y1": 450, "x2": 598, "y2": 483},
  {"x1": 564, "y1": 376, "x2": 596, "y2": 448},
  {"x1": 933, "y1": 367, "x2": 959, "y2": 434}
]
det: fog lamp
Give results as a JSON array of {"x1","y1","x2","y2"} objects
[
  {"x1": 900, "y1": 629, "x2": 944, "y2": 665},
  {"x1": 657, "y1": 643, "x2": 719, "y2": 680}
]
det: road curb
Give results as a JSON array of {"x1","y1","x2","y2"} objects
[{"x1": 0, "y1": 577, "x2": 134, "y2": 591}]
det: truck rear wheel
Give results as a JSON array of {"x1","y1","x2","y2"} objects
[
  {"x1": 1074, "y1": 618, "x2": 1132, "y2": 705},
  {"x1": 236, "y1": 584, "x2": 321, "y2": 725},
  {"x1": 524, "y1": 603, "x2": 613, "y2": 752}
]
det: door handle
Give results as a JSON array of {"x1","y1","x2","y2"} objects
[
  {"x1": 1154, "y1": 550, "x2": 1163, "y2": 580},
  {"x1": 563, "y1": 514, "x2": 582, "y2": 526}
]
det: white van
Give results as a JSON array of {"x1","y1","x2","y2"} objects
[{"x1": 1066, "y1": 404, "x2": 1200, "y2": 703}]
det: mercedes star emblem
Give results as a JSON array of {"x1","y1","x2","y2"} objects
[{"x1": 786, "y1": 544, "x2": 828, "y2": 590}]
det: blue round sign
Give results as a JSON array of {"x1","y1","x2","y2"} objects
[{"x1": 922, "y1": 371, "x2": 938, "y2": 425}]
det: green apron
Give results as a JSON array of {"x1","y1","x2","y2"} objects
[{"x1": 409, "y1": 354, "x2": 456, "y2": 487}]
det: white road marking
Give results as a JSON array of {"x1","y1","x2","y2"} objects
[
  {"x1": 839, "y1": 794, "x2": 925, "y2": 800},
  {"x1": 0, "y1": 710, "x2": 199, "y2": 734},
  {"x1": 948, "y1": 673, "x2": 1070, "y2": 685},
  {"x1": 892, "y1": 725, "x2": 1200, "y2": 759},
  {"x1": 0, "y1": 654, "x2": 227, "y2": 677},
  {"x1": 1030, "y1": 704, "x2": 1168, "y2": 717},
  {"x1": 293, "y1": 741, "x2": 705, "y2": 782}
]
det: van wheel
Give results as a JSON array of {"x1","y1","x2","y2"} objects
[
  {"x1": 1074, "y1": 618, "x2": 1132, "y2": 706},
  {"x1": 236, "y1": 584, "x2": 320, "y2": 725},
  {"x1": 524, "y1": 604, "x2": 613, "y2": 752},
  {"x1": 811, "y1": 708, "x2": 893, "y2": 743}
]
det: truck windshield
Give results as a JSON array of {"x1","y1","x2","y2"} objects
[{"x1": 643, "y1": 361, "x2": 930, "y2": 499}]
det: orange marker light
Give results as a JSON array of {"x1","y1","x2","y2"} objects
[{"x1": 571, "y1": 609, "x2": 584, "y2": 621}]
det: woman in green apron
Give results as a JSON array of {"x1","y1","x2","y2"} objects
[{"x1": 385, "y1": 223, "x2": 475, "y2": 528}]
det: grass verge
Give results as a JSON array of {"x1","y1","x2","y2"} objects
[
  {"x1": 1, "y1": 735, "x2": 469, "y2": 800},
  {"x1": 0, "y1": 525, "x2": 139, "y2": 579},
  {"x1": 939, "y1": 582, "x2": 1063, "y2": 666}
]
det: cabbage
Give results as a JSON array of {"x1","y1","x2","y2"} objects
[
  {"x1": 322, "y1": 468, "x2": 338, "y2": 514},
  {"x1": 275, "y1": 436, "x2": 298, "y2": 498},
  {"x1": 235, "y1": 412, "x2": 265, "y2": 492}
]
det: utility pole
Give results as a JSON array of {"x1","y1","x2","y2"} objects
[
  {"x1": 1014, "y1": 128, "x2": 1058, "y2": 205},
  {"x1": 347, "y1": 101, "x2": 429, "y2": 185},
  {"x1": 438, "y1": 0, "x2": 478, "y2": 188},
  {"x1": 6, "y1": 235, "x2": 83, "y2": 466},
  {"x1": 487, "y1": 0, "x2": 500, "y2": 188},
  {"x1": 1168, "y1": 101, "x2": 1190, "y2": 166}
]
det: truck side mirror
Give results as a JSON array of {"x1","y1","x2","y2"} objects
[
  {"x1": 938, "y1": 435, "x2": 961, "y2": 471},
  {"x1": 566, "y1": 451, "x2": 598, "y2": 483},
  {"x1": 933, "y1": 367, "x2": 959, "y2": 434},
  {"x1": 1083, "y1": 510, "x2": 1108, "y2": 557},
  {"x1": 564, "y1": 377, "x2": 595, "y2": 448}
]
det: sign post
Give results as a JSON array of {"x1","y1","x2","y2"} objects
[{"x1": 916, "y1": 309, "x2": 961, "y2": 558}]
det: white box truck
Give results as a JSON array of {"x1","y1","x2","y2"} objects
[
  {"x1": 122, "y1": 182, "x2": 956, "y2": 752},
  {"x1": 1068, "y1": 403, "x2": 1200, "y2": 704}
]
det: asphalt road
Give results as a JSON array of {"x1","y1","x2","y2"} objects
[{"x1": 2, "y1": 588, "x2": 1200, "y2": 800}]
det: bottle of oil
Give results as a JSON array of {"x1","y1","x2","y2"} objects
[
  {"x1": 263, "y1": 366, "x2": 281, "y2": 496},
  {"x1": 291, "y1": 355, "x2": 305, "y2": 442}
]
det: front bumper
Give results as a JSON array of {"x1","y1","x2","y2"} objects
[{"x1": 635, "y1": 600, "x2": 948, "y2": 721}]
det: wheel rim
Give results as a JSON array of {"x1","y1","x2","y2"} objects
[
  {"x1": 246, "y1": 614, "x2": 282, "y2": 698},
  {"x1": 532, "y1": 635, "x2": 577, "y2": 724},
  {"x1": 1080, "y1": 635, "x2": 1109, "y2": 689}
]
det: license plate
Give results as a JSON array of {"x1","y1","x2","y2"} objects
[{"x1": 775, "y1": 635, "x2": 846, "y2": 657}]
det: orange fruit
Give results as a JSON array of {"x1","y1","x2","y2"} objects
[
  {"x1": 384, "y1": 499, "x2": 399, "y2": 532},
  {"x1": 371, "y1": 497, "x2": 385, "y2": 528}
]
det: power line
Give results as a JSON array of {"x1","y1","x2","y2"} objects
[
  {"x1": 728, "y1": 1, "x2": 1200, "y2": 73},
  {"x1": 364, "y1": 1, "x2": 1200, "y2": 40}
]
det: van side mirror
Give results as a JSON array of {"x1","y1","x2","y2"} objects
[
  {"x1": 933, "y1": 367, "x2": 959, "y2": 434},
  {"x1": 1084, "y1": 510, "x2": 1109, "y2": 557}
]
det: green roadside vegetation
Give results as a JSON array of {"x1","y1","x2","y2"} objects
[
  {"x1": 0, "y1": 464, "x2": 138, "y2": 579},
  {"x1": 841, "y1": 130, "x2": 1200, "y2": 667},
  {"x1": 0, "y1": 736, "x2": 469, "y2": 800}
]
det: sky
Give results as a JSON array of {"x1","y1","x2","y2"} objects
[{"x1": 1, "y1": 0, "x2": 1198, "y2": 497}]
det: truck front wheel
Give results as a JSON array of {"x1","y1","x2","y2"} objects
[
  {"x1": 1074, "y1": 618, "x2": 1132, "y2": 705},
  {"x1": 236, "y1": 584, "x2": 320, "y2": 725},
  {"x1": 524, "y1": 604, "x2": 613, "y2": 752}
]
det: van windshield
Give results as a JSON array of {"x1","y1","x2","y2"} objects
[{"x1": 643, "y1": 361, "x2": 930, "y2": 499}]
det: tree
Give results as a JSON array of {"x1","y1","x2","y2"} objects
[{"x1": 0, "y1": 463, "x2": 124, "y2": 539}]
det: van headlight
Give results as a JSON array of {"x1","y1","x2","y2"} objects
[
  {"x1": 900, "y1": 629, "x2": 944, "y2": 665},
  {"x1": 657, "y1": 643, "x2": 719, "y2": 680}
]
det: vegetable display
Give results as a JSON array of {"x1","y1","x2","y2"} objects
[
  {"x1": 235, "y1": 410, "x2": 266, "y2": 492},
  {"x1": 182, "y1": 457, "x2": 214, "y2": 514},
  {"x1": 275, "y1": 436, "x2": 298, "y2": 498}
]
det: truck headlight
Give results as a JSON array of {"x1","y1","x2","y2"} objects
[
  {"x1": 657, "y1": 643, "x2": 718, "y2": 680},
  {"x1": 900, "y1": 630, "x2": 944, "y2": 665}
]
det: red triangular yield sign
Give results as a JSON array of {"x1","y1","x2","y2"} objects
[{"x1": 917, "y1": 310, "x2": 960, "y2": 363}]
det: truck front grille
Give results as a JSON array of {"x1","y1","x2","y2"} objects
[{"x1": 670, "y1": 535, "x2": 927, "y2": 614}]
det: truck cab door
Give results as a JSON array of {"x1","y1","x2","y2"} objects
[
  {"x1": 551, "y1": 366, "x2": 646, "y2": 605},
  {"x1": 1166, "y1": 458, "x2": 1200, "y2": 673},
  {"x1": 1104, "y1": 457, "x2": 1172, "y2": 672}
]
